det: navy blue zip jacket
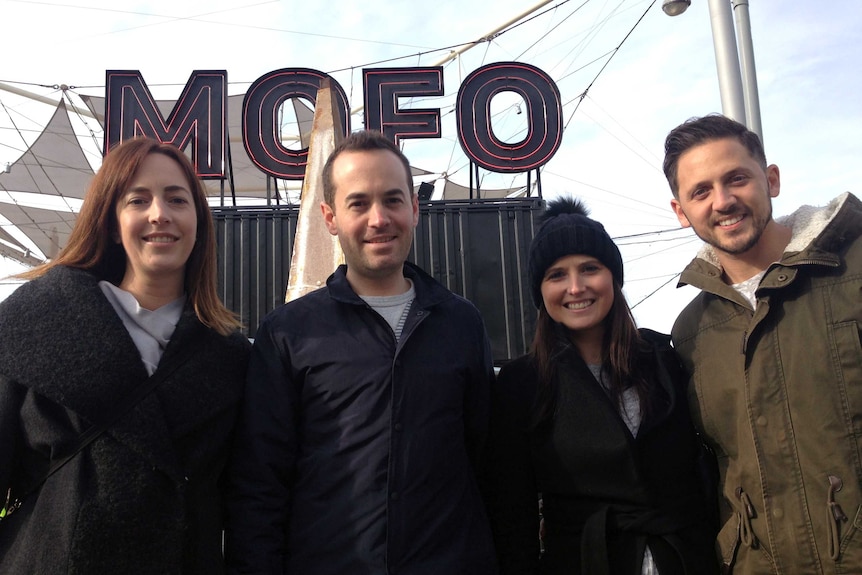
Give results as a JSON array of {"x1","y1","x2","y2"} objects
[{"x1": 225, "y1": 262, "x2": 498, "y2": 575}]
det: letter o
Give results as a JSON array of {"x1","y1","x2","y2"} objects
[{"x1": 456, "y1": 62, "x2": 562, "y2": 173}]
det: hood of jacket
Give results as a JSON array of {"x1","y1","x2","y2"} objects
[{"x1": 679, "y1": 192, "x2": 861, "y2": 291}]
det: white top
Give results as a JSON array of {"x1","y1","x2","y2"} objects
[
  {"x1": 731, "y1": 269, "x2": 766, "y2": 310},
  {"x1": 99, "y1": 281, "x2": 185, "y2": 375},
  {"x1": 587, "y1": 363, "x2": 641, "y2": 436}
]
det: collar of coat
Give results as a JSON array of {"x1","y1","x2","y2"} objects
[
  {"x1": 550, "y1": 326, "x2": 680, "y2": 434},
  {"x1": 686, "y1": 192, "x2": 862, "y2": 277},
  {"x1": 326, "y1": 260, "x2": 456, "y2": 309},
  {"x1": 0, "y1": 265, "x2": 244, "y2": 480}
]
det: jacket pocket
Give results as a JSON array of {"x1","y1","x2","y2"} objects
[
  {"x1": 716, "y1": 512, "x2": 740, "y2": 572},
  {"x1": 719, "y1": 487, "x2": 776, "y2": 574},
  {"x1": 827, "y1": 473, "x2": 862, "y2": 566},
  {"x1": 831, "y1": 322, "x2": 862, "y2": 436},
  {"x1": 835, "y1": 503, "x2": 862, "y2": 568},
  {"x1": 827, "y1": 474, "x2": 851, "y2": 560}
]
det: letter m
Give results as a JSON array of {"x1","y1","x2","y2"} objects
[{"x1": 104, "y1": 70, "x2": 227, "y2": 178}]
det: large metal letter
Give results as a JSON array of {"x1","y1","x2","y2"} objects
[
  {"x1": 456, "y1": 62, "x2": 562, "y2": 173},
  {"x1": 363, "y1": 67, "x2": 443, "y2": 144},
  {"x1": 104, "y1": 70, "x2": 227, "y2": 177},
  {"x1": 243, "y1": 68, "x2": 350, "y2": 180}
]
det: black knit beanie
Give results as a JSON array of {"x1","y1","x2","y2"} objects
[{"x1": 528, "y1": 197, "x2": 623, "y2": 308}]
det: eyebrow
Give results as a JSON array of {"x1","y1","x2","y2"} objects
[
  {"x1": 382, "y1": 188, "x2": 409, "y2": 199},
  {"x1": 544, "y1": 257, "x2": 601, "y2": 273},
  {"x1": 343, "y1": 188, "x2": 408, "y2": 202},
  {"x1": 126, "y1": 184, "x2": 191, "y2": 194}
]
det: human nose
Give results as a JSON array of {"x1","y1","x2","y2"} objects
[
  {"x1": 149, "y1": 197, "x2": 171, "y2": 223},
  {"x1": 367, "y1": 202, "x2": 390, "y2": 227},
  {"x1": 712, "y1": 185, "x2": 738, "y2": 212},
  {"x1": 566, "y1": 274, "x2": 584, "y2": 294}
]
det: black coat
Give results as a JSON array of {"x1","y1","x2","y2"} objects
[
  {"x1": 484, "y1": 329, "x2": 718, "y2": 575},
  {"x1": 225, "y1": 262, "x2": 497, "y2": 575},
  {"x1": 0, "y1": 266, "x2": 250, "y2": 574}
]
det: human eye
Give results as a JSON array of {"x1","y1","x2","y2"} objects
[
  {"x1": 125, "y1": 195, "x2": 147, "y2": 206},
  {"x1": 690, "y1": 186, "x2": 708, "y2": 200},
  {"x1": 347, "y1": 199, "x2": 367, "y2": 210},
  {"x1": 544, "y1": 269, "x2": 566, "y2": 281},
  {"x1": 582, "y1": 263, "x2": 602, "y2": 273},
  {"x1": 729, "y1": 173, "x2": 750, "y2": 186}
]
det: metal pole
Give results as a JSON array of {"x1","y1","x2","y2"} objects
[
  {"x1": 731, "y1": 0, "x2": 763, "y2": 144},
  {"x1": 429, "y1": 0, "x2": 558, "y2": 67},
  {"x1": 0, "y1": 82, "x2": 101, "y2": 121},
  {"x1": 706, "y1": 0, "x2": 746, "y2": 123}
]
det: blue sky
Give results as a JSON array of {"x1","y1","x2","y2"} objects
[{"x1": 0, "y1": 0, "x2": 859, "y2": 332}]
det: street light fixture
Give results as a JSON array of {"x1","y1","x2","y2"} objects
[
  {"x1": 662, "y1": 0, "x2": 691, "y2": 16},
  {"x1": 663, "y1": 0, "x2": 763, "y2": 144}
]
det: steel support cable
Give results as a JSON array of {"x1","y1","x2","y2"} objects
[
  {"x1": 561, "y1": 0, "x2": 657, "y2": 132},
  {"x1": 0, "y1": 98, "x2": 76, "y2": 256},
  {"x1": 63, "y1": 87, "x2": 103, "y2": 159}
]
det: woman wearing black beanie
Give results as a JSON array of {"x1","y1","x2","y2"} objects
[{"x1": 483, "y1": 197, "x2": 719, "y2": 575}]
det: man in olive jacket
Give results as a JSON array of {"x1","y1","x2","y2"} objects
[
  {"x1": 663, "y1": 114, "x2": 862, "y2": 574},
  {"x1": 225, "y1": 131, "x2": 497, "y2": 575}
]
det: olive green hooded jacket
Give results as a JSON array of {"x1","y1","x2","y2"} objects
[{"x1": 672, "y1": 192, "x2": 862, "y2": 574}]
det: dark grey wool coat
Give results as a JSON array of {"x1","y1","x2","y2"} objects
[{"x1": 0, "y1": 266, "x2": 250, "y2": 574}]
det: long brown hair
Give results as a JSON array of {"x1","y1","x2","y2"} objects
[
  {"x1": 18, "y1": 137, "x2": 241, "y2": 336},
  {"x1": 530, "y1": 280, "x2": 652, "y2": 426}
]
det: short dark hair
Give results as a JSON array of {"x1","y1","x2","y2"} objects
[
  {"x1": 322, "y1": 130, "x2": 414, "y2": 206},
  {"x1": 663, "y1": 114, "x2": 766, "y2": 197}
]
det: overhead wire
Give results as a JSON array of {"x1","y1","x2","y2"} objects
[
  {"x1": 630, "y1": 272, "x2": 682, "y2": 309},
  {"x1": 580, "y1": 94, "x2": 663, "y2": 165},
  {"x1": 63, "y1": 87, "x2": 103, "y2": 162},
  {"x1": 513, "y1": 1, "x2": 589, "y2": 61},
  {"x1": 560, "y1": 0, "x2": 658, "y2": 132}
]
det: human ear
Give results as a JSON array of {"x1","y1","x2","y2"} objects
[
  {"x1": 670, "y1": 198, "x2": 691, "y2": 228},
  {"x1": 320, "y1": 201, "x2": 338, "y2": 237},
  {"x1": 766, "y1": 164, "x2": 780, "y2": 198}
]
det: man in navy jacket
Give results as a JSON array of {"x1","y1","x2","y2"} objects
[{"x1": 225, "y1": 130, "x2": 497, "y2": 575}]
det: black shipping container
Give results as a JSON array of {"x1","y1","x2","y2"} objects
[{"x1": 212, "y1": 198, "x2": 542, "y2": 365}]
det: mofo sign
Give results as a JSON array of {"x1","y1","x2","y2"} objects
[{"x1": 104, "y1": 64, "x2": 563, "y2": 180}]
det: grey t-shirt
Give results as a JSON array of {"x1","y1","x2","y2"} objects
[{"x1": 360, "y1": 281, "x2": 416, "y2": 342}]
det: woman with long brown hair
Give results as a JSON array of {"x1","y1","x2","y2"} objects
[
  {"x1": 484, "y1": 197, "x2": 718, "y2": 574},
  {"x1": 0, "y1": 138, "x2": 249, "y2": 573}
]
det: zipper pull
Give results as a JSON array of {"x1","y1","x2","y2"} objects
[
  {"x1": 828, "y1": 475, "x2": 848, "y2": 522},
  {"x1": 827, "y1": 475, "x2": 848, "y2": 560}
]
